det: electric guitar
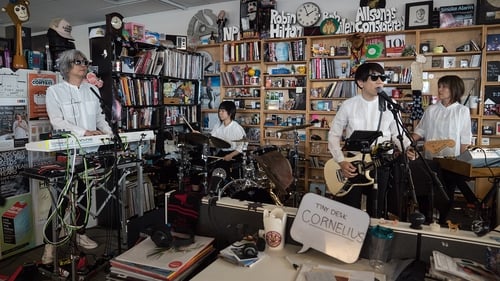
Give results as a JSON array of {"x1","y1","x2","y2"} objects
[
  {"x1": 423, "y1": 139, "x2": 455, "y2": 155},
  {"x1": 324, "y1": 153, "x2": 396, "y2": 197}
]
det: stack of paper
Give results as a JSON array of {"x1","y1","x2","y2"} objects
[{"x1": 109, "y1": 235, "x2": 215, "y2": 281}]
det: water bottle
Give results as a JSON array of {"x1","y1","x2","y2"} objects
[{"x1": 45, "y1": 44, "x2": 52, "y2": 71}]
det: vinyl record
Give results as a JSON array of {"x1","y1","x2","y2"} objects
[{"x1": 366, "y1": 44, "x2": 382, "y2": 59}]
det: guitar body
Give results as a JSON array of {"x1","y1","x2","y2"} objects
[{"x1": 324, "y1": 154, "x2": 374, "y2": 197}]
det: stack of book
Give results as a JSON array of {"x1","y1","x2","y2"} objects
[
  {"x1": 218, "y1": 241, "x2": 266, "y2": 267},
  {"x1": 428, "y1": 251, "x2": 499, "y2": 281},
  {"x1": 108, "y1": 235, "x2": 215, "y2": 281}
]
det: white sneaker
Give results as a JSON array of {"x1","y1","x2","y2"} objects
[
  {"x1": 76, "y1": 234, "x2": 98, "y2": 249},
  {"x1": 41, "y1": 244, "x2": 54, "y2": 265}
]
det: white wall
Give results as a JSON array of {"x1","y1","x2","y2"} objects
[{"x1": 70, "y1": 0, "x2": 474, "y2": 58}]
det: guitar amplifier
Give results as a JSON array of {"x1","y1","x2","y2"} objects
[{"x1": 457, "y1": 148, "x2": 500, "y2": 167}]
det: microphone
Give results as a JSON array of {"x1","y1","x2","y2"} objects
[{"x1": 376, "y1": 88, "x2": 405, "y2": 112}]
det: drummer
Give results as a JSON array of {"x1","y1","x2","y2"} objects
[{"x1": 210, "y1": 100, "x2": 246, "y2": 161}]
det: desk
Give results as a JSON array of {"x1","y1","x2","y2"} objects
[
  {"x1": 191, "y1": 244, "x2": 386, "y2": 281},
  {"x1": 434, "y1": 158, "x2": 500, "y2": 225}
]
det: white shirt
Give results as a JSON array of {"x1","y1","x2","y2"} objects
[
  {"x1": 414, "y1": 101, "x2": 472, "y2": 159},
  {"x1": 210, "y1": 120, "x2": 246, "y2": 152},
  {"x1": 46, "y1": 81, "x2": 112, "y2": 137},
  {"x1": 328, "y1": 94, "x2": 410, "y2": 163}
]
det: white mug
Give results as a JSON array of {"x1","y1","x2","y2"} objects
[{"x1": 262, "y1": 207, "x2": 287, "y2": 250}]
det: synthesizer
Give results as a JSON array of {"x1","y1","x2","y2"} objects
[
  {"x1": 25, "y1": 130, "x2": 155, "y2": 152},
  {"x1": 457, "y1": 147, "x2": 500, "y2": 167}
]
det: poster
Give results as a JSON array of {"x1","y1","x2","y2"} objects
[
  {"x1": 0, "y1": 192, "x2": 35, "y2": 259},
  {"x1": 27, "y1": 72, "x2": 57, "y2": 120},
  {"x1": 0, "y1": 149, "x2": 33, "y2": 259},
  {"x1": 0, "y1": 105, "x2": 28, "y2": 149}
]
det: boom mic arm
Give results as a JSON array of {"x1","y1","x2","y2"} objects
[{"x1": 377, "y1": 88, "x2": 405, "y2": 112}]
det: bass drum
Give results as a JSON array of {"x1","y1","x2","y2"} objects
[{"x1": 252, "y1": 146, "x2": 293, "y2": 194}]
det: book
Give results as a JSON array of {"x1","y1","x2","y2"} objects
[
  {"x1": 431, "y1": 251, "x2": 497, "y2": 281},
  {"x1": 385, "y1": 34, "x2": 405, "y2": 57},
  {"x1": 218, "y1": 241, "x2": 266, "y2": 267},
  {"x1": 487, "y1": 34, "x2": 500, "y2": 51},
  {"x1": 487, "y1": 61, "x2": 500, "y2": 82},
  {"x1": 112, "y1": 236, "x2": 215, "y2": 281}
]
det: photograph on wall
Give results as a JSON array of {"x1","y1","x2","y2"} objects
[
  {"x1": 405, "y1": 1, "x2": 433, "y2": 30},
  {"x1": 439, "y1": 4, "x2": 474, "y2": 27},
  {"x1": 27, "y1": 72, "x2": 57, "y2": 120},
  {"x1": 201, "y1": 76, "x2": 221, "y2": 109},
  {"x1": 476, "y1": 0, "x2": 500, "y2": 25}
]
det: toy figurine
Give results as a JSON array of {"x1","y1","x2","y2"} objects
[
  {"x1": 217, "y1": 10, "x2": 227, "y2": 43},
  {"x1": 446, "y1": 220, "x2": 459, "y2": 232},
  {"x1": 2, "y1": 0, "x2": 30, "y2": 69}
]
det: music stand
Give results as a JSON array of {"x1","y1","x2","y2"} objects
[
  {"x1": 344, "y1": 130, "x2": 382, "y2": 153},
  {"x1": 343, "y1": 130, "x2": 382, "y2": 216}
]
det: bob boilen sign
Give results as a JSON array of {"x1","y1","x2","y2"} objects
[
  {"x1": 266, "y1": 6, "x2": 404, "y2": 39},
  {"x1": 290, "y1": 193, "x2": 370, "y2": 263}
]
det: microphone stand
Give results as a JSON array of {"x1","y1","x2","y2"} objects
[
  {"x1": 90, "y1": 87, "x2": 126, "y2": 251},
  {"x1": 90, "y1": 87, "x2": 124, "y2": 151},
  {"x1": 378, "y1": 91, "x2": 422, "y2": 222}
]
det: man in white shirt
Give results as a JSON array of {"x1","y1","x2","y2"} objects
[
  {"x1": 328, "y1": 62, "x2": 412, "y2": 218},
  {"x1": 42, "y1": 49, "x2": 112, "y2": 265}
]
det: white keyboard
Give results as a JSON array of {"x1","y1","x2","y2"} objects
[{"x1": 25, "y1": 130, "x2": 155, "y2": 152}]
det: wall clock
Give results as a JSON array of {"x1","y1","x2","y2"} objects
[
  {"x1": 106, "y1": 12, "x2": 124, "y2": 38},
  {"x1": 296, "y1": 2, "x2": 321, "y2": 27}
]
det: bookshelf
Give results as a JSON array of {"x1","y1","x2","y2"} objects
[{"x1": 198, "y1": 25, "x2": 498, "y2": 196}]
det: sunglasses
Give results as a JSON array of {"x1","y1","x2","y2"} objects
[
  {"x1": 369, "y1": 74, "x2": 387, "y2": 82},
  {"x1": 73, "y1": 59, "x2": 90, "y2": 66}
]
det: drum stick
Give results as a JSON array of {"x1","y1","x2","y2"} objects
[
  {"x1": 208, "y1": 155, "x2": 225, "y2": 160},
  {"x1": 181, "y1": 115, "x2": 195, "y2": 132}
]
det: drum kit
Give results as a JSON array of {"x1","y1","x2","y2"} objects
[{"x1": 163, "y1": 130, "x2": 304, "y2": 206}]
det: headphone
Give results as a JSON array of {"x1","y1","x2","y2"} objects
[
  {"x1": 234, "y1": 242, "x2": 258, "y2": 259},
  {"x1": 148, "y1": 224, "x2": 194, "y2": 248},
  {"x1": 232, "y1": 238, "x2": 265, "y2": 259}
]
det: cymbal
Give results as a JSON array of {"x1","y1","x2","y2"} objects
[
  {"x1": 276, "y1": 124, "x2": 313, "y2": 133},
  {"x1": 184, "y1": 133, "x2": 231, "y2": 148}
]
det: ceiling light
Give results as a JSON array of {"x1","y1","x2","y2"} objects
[{"x1": 158, "y1": 0, "x2": 187, "y2": 10}]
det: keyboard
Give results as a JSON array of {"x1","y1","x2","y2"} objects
[
  {"x1": 457, "y1": 147, "x2": 500, "y2": 167},
  {"x1": 25, "y1": 130, "x2": 155, "y2": 152}
]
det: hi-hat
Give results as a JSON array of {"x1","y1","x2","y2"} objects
[
  {"x1": 276, "y1": 124, "x2": 313, "y2": 132},
  {"x1": 184, "y1": 133, "x2": 231, "y2": 148}
]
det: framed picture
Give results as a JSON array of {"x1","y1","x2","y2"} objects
[
  {"x1": 477, "y1": 0, "x2": 500, "y2": 25},
  {"x1": 405, "y1": 1, "x2": 433, "y2": 30}
]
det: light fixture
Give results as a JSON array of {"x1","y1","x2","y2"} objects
[{"x1": 158, "y1": 0, "x2": 187, "y2": 10}]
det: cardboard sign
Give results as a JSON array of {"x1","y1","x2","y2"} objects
[{"x1": 290, "y1": 193, "x2": 370, "y2": 263}]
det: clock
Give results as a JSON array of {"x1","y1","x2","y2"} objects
[
  {"x1": 106, "y1": 12, "x2": 124, "y2": 38},
  {"x1": 296, "y1": 2, "x2": 321, "y2": 27}
]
